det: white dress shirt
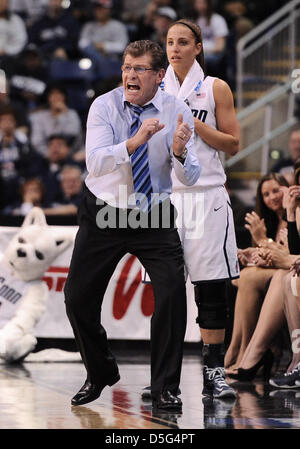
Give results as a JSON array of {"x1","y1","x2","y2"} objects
[{"x1": 85, "y1": 86, "x2": 201, "y2": 208}]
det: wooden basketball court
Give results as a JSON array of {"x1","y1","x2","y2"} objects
[{"x1": 1, "y1": 354, "x2": 300, "y2": 430}]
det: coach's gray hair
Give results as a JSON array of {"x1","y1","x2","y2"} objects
[{"x1": 123, "y1": 40, "x2": 166, "y2": 71}]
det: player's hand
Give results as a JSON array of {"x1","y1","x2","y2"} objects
[{"x1": 172, "y1": 114, "x2": 192, "y2": 157}]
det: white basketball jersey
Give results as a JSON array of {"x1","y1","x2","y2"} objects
[{"x1": 170, "y1": 75, "x2": 226, "y2": 190}]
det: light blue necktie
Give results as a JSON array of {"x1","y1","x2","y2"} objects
[{"x1": 128, "y1": 103, "x2": 153, "y2": 213}]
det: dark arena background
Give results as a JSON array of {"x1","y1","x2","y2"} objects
[{"x1": 1, "y1": 0, "x2": 300, "y2": 438}]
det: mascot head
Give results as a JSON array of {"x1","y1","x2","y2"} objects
[{"x1": 2, "y1": 207, "x2": 72, "y2": 282}]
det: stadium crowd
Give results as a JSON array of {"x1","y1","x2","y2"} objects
[{"x1": 0, "y1": 0, "x2": 287, "y2": 217}]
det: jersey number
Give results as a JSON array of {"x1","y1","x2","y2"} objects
[{"x1": 192, "y1": 109, "x2": 208, "y2": 123}]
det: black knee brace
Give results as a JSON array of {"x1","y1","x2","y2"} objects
[{"x1": 194, "y1": 281, "x2": 227, "y2": 329}]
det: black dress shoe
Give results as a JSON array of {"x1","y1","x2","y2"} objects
[
  {"x1": 71, "y1": 374, "x2": 120, "y2": 406},
  {"x1": 152, "y1": 390, "x2": 182, "y2": 411},
  {"x1": 142, "y1": 386, "x2": 181, "y2": 400}
]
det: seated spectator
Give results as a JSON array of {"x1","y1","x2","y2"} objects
[
  {"x1": 38, "y1": 134, "x2": 83, "y2": 205},
  {"x1": 121, "y1": 0, "x2": 148, "y2": 28},
  {"x1": 9, "y1": 44, "x2": 49, "y2": 112},
  {"x1": 191, "y1": 0, "x2": 229, "y2": 76},
  {"x1": 28, "y1": 0, "x2": 80, "y2": 60},
  {"x1": 44, "y1": 165, "x2": 84, "y2": 215},
  {"x1": 0, "y1": 81, "x2": 29, "y2": 133},
  {"x1": 9, "y1": 0, "x2": 48, "y2": 26},
  {"x1": 271, "y1": 126, "x2": 300, "y2": 185},
  {"x1": 0, "y1": 0, "x2": 27, "y2": 72},
  {"x1": 223, "y1": 0, "x2": 254, "y2": 33},
  {"x1": 3, "y1": 177, "x2": 50, "y2": 215},
  {"x1": 134, "y1": 0, "x2": 177, "y2": 41},
  {"x1": 225, "y1": 183, "x2": 300, "y2": 383},
  {"x1": 78, "y1": 0, "x2": 129, "y2": 80},
  {"x1": 151, "y1": 7, "x2": 177, "y2": 49},
  {"x1": 29, "y1": 83, "x2": 83, "y2": 157},
  {"x1": 222, "y1": 1, "x2": 254, "y2": 89},
  {"x1": 0, "y1": 106, "x2": 37, "y2": 209},
  {"x1": 70, "y1": 0, "x2": 95, "y2": 27},
  {"x1": 224, "y1": 173, "x2": 289, "y2": 374},
  {"x1": 223, "y1": 0, "x2": 248, "y2": 21}
]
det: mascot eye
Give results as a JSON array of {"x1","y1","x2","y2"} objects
[
  {"x1": 35, "y1": 250, "x2": 44, "y2": 260},
  {"x1": 18, "y1": 237, "x2": 26, "y2": 243}
]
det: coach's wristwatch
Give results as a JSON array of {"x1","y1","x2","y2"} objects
[{"x1": 173, "y1": 147, "x2": 188, "y2": 164}]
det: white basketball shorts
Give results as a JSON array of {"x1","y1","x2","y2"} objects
[{"x1": 142, "y1": 186, "x2": 240, "y2": 284}]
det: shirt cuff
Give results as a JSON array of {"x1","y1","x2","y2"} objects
[{"x1": 114, "y1": 141, "x2": 130, "y2": 165}]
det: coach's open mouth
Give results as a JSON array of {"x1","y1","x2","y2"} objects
[{"x1": 127, "y1": 83, "x2": 140, "y2": 91}]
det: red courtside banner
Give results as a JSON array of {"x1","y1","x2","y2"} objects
[{"x1": 0, "y1": 226, "x2": 199, "y2": 342}]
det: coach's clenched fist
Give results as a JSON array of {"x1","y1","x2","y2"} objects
[{"x1": 126, "y1": 118, "x2": 165, "y2": 155}]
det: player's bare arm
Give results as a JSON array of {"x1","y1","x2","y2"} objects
[{"x1": 193, "y1": 79, "x2": 239, "y2": 156}]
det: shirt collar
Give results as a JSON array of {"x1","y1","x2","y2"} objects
[{"x1": 122, "y1": 86, "x2": 163, "y2": 112}]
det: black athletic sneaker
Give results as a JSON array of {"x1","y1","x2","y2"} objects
[
  {"x1": 269, "y1": 363, "x2": 300, "y2": 389},
  {"x1": 203, "y1": 366, "x2": 237, "y2": 399}
]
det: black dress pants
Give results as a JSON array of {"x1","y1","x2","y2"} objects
[{"x1": 64, "y1": 190, "x2": 187, "y2": 398}]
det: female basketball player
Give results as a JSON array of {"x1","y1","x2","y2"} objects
[{"x1": 164, "y1": 19, "x2": 240, "y2": 398}]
